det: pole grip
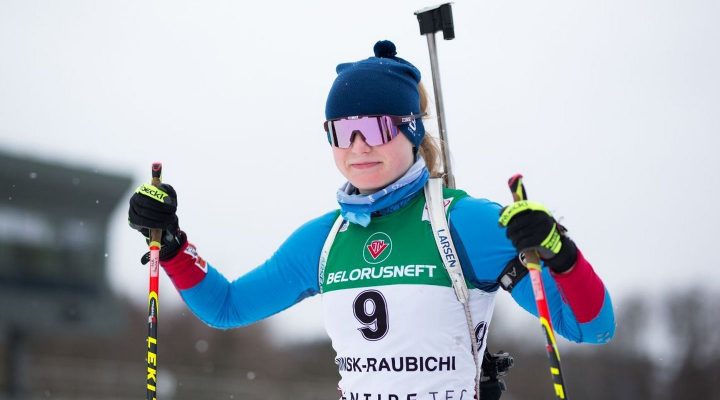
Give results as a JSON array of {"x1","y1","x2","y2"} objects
[
  {"x1": 149, "y1": 163, "x2": 163, "y2": 243},
  {"x1": 415, "y1": 3, "x2": 455, "y2": 39}
]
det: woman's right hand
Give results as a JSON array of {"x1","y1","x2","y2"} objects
[{"x1": 128, "y1": 183, "x2": 186, "y2": 262}]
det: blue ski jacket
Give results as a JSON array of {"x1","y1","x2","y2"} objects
[{"x1": 161, "y1": 189, "x2": 615, "y2": 345}]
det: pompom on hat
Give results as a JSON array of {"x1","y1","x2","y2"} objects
[{"x1": 325, "y1": 40, "x2": 425, "y2": 148}]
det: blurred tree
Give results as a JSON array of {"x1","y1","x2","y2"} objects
[
  {"x1": 662, "y1": 290, "x2": 720, "y2": 400},
  {"x1": 3, "y1": 291, "x2": 720, "y2": 399},
  {"x1": 493, "y1": 295, "x2": 657, "y2": 400}
]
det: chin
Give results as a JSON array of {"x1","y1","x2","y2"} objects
[{"x1": 351, "y1": 175, "x2": 391, "y2": 193}]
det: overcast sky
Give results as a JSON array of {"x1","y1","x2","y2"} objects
[{"x1": 1, "y1": 0, "x2": 718, "y2": 343}]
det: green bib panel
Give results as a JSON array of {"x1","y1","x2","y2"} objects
[{"x1": 321, "y1": 187, "x2": 469, "y2": 293}]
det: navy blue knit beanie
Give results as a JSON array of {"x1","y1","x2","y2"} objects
[{"x1": 325, "y1": 40, "x2": 425, "y2": 148}]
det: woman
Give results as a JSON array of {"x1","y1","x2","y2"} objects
[{"x1": 129, "y1": 40, "x2": 615, "y2": 400}]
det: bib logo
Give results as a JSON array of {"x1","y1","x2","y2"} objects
[
  {"x1": 368, "y1": 241, "x2": 387, "y2": 259},
  {"x1": 363, "y1": 232, "x2": 393, "y2": 264}
]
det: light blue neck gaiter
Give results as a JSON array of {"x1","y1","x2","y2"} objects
[{"x1": 336, "y1": 158, "x2": 430, "y2": 227}]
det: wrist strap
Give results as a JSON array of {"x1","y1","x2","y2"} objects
[{"x1": 497, "y1": 257, "x2": 528, "y2": 292}]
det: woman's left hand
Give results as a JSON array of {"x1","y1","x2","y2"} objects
[{"x1": 498, "y1": 201, "x2": 577, "y2": 273}]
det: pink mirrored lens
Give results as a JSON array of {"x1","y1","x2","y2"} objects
[{"x1": 331, "y1": 116, "x2": 398, "y2": 148}]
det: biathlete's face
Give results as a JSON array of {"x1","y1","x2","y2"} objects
[{"x1": 332, "y1": 130, "x2": 414, "y2": 194}]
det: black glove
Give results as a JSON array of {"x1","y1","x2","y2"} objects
[
  {"x1": 498, "y1": 201, "x2": 577, "y2": 273},
  {"x1": 128, "y1": 183, "x2": 186, "y2": 263},
  {"x1": 480, "y1": 349, "x2": 513, "y2": 400}
]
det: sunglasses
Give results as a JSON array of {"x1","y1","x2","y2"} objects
[{"x1": 323, "y1": 113, "x2": 425, "y2": 148}]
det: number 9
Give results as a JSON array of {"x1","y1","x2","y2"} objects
[{"x1": 353, "y1": 290, "x2": 389, "y2": 341}]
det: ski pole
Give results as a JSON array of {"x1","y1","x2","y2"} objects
[
  {"x1": 507, "y1": 174, "x2": 569, "y2": 400},
  {"x1": 146, "y1": 162, "x2": 162, "y2": 400},
  {"x1": 414, "y1": 3, "x2": 456, "y2": 188}
]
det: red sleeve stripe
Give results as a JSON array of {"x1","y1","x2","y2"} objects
[
  {"x1": 551, "y1": 249, "x2": 606, "y2": 323},
  {"x1": 160, "y1": 241, "x2": 208, "y2": 290}
]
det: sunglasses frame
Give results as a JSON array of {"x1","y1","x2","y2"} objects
[{"x1": 323, "y1": 113, "x2": 426, "y2": 148}]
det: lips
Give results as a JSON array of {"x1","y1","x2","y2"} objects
[{"x1": 350, "y1": 161, "x2": 381, "y2": 170}]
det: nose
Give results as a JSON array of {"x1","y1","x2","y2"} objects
[{"x1": 349, "y1": 131, "x2": 371, "y2": 153}]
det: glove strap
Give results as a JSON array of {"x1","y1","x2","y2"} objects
[{"x1": 545, "y1": 236, "x2": 577, "y2": 273}]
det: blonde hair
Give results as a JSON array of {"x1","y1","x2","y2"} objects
[{"x1": 417, "y1": 82, "x2": 444, "y2": 178}]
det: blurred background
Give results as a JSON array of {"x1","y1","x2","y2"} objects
[{"x1": 1, "y1": 0, "x2": 719, "y2": 399}]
